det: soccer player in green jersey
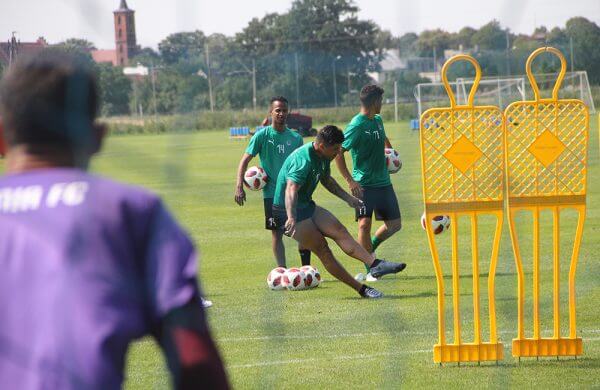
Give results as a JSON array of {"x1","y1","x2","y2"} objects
[
  {"x1": 334, "y1": 85, "x2": 404, "y2": 282},
  {"x1": 235, "y1": 96, "x2": 311, "y2": 268},
  {"x1": 272, "y1": 126, "x2": 406, "y2": 298}
]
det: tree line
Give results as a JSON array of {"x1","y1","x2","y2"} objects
[{"x1": 9, "y1": 0, "x2": 599, "y2": 116}]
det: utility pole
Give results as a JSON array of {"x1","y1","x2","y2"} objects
[
  {"x1": 252, "y1": 58, "x2": 257, "y2": 111},
  {"x1": 347, "y1": 68, "x2": 351, "y2": 99},
  {"x1": 294, "y1": 52, "x2": 300, "y2": 108},
  {"x1": 433, "y1": 47, "x2": 437, "y2": 82},
  {"x1": 569, "y1": 37, "x2": 575, "y2": 72},
  {"x1": 8, "y1": 32, "x2": 18, "y2": 68},
  {"x1": 332, "y1": 57, "x2": 338, "y2": 107},
  {"x1": 205, "y1": 44, "x2": 214, "y2": 112},
  {"x1": 505, "y1": 30, "x2": 511, "y2": 76}
]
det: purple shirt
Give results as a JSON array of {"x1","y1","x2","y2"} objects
[{"x1": 0, "y1": 168, "x2": 200, "y2": 389}]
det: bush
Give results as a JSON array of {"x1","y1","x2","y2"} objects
[{"x1": 104, "y1": 103, "x2": 418, "y2": 135}]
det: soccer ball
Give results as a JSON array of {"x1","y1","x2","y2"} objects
[
  {"x1": 244, "y1": 166, "x2": 268, "y2": 191},
  {"x1": 267, "y1": 267, "x2": 287, "y2": 290},
  {"x1": 282, "y1": 267, "x2": 306, "y2": 291},
  {"x1": 301, "y1": 265, "x2": 321, "y2": 288},
  {"x1": 421, "y1": 213, "x2": 451, "y2": 235},
  {"x1": 384, "y1": 148, "x2": 402, "y2": 174}
]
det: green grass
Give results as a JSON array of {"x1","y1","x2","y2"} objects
[{"x1": 2, "y1": 119, "x2": 599, "y2": 388}]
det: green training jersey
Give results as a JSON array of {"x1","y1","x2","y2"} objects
[
  {"x1": 245, "y1": 126, "x2": 304, "y2": 198},
  {"x1": 342, "y1": 113, "x2": 391, "y2": 188},
  {"x1": 274, "y1": 142, "x2": 331, "y2": 209}
]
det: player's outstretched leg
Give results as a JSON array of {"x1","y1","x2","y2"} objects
[
  {"x1": 362, "y1": 217, "x2": 403, "y2": 281},
  {"x1": 292, "y1": 217, "x2": 382, "y2": 298},
  {"x1": 357, "y1": 217, "x2": 373, "y2": 275},
  {"x1": 311, "y1": 206, "x2": 406, "y2": 278}
]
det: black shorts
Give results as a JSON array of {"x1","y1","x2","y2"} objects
[
  {"x1": 355, "y1": 185, "x2": 401, "y2": 221},
  {"x1": 272, "y1": 201, "x2": 316, "y2": 235},
  {"x1": 264, "y1": 198, "x2": 278, "y2": 230}
]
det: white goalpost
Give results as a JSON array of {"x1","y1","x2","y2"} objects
[{"x1": 413, "y1": 71, "x2": 596, "y2": 119}]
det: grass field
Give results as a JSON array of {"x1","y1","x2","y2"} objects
[{"x1": 2, "y1": 119, "x2": 599, "y2": 388}]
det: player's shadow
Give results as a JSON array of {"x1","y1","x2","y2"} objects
[{"x1": 342, "y1": 292, "x2": 434, "y2": 301}]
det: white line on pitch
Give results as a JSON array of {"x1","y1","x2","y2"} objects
[
  {"x1": 229, "y1": 349, "x2": 430, "y2": 369},
  {"x1": 219, "y1": 329, "x2": 600, "y2": 342}
]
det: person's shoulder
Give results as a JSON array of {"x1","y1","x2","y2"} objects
[
  {"x1": 347, "y1": 113, "x2": 366, "y2": 128},
  {"x1": 253, "y1": 126, "x2": 269, "y2": 137},
  {"x1": 292, "y1": 143, "x2": 311, "y2": 160},
  {"x1": 88, "y1": 173, "x2": 163, "y2": 211},
  {"x1": 374, "y1": 114, "x2": 383, "y2": 122},
  {"x1": 287, "y1": 127, "x2": 301, "y2": 137}
]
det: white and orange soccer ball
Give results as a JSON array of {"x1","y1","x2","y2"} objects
[
  {"x1": 384, "y1": 148, "x2": 402, "y2": 174},
  {"x1": 300, "y1": 265, "x2": 321, "y2": 288},
  {"x1": 244, "y1": 166, "x2": 268, "y2": 191},
  {"x1": 282, "y1": 267, "x2": 306, "y2": 291},
  {"x1": 421, "y1": 213, "x2": 451, "y2": 235},
  {"x1": 267, "y1": 267, "x2": 287, "y2": 290}
]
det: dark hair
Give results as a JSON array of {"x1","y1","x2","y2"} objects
[
  {"x1": 270, "y1": 96, "x2": 289, "y2": 106},
  {"x1": 359, "y1": 84, "x2": 384, "y2": 107},
  {"x1": 315, "y1": 125, "x2": 344, "y2": 146},
  {"x1": 0, "y1": 50, "x2": 99, "y2": 149}
]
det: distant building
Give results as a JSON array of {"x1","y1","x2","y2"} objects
[
  {"x1": 0, "y1": 35, "x2": 48, "y2": 67},
  {"x1": 91, "y1": 0, "x2": 138, "y2": 66},
  {"x1": 368, "y1": 49, "x2": 439, "y2": 83}
]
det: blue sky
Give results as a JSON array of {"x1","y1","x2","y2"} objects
[{"x1": 1, "y1": 0, "x2": 599, "y2": 49}]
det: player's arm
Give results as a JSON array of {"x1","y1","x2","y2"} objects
[
  {"x1": 320, "y1": 174, "x2": 363, "y2": 208},
  {"x1": 159, "y1": 297, "x2": 230, "y2": 390},
  {"x1": 334, "y1": 150, "x2": 363, "y2": 198},
  {"x1": 384, "y1": 136, "x2": 393, "y2": 149},
  {"x1": 234, "y1": 153, "x2": 253, "y2": 206},
  {"x1": 284, "y1": 180, "x2": 300, "y2": 237},
  {"x1": 145, "y1": 201, "x2": 230, "y2": 389}
]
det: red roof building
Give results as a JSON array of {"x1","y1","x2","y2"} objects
[{"x1": 0, "y1": 36, "x2": 48, "y2": 67}]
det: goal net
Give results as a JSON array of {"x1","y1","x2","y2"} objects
[{"x1": 413, "y1": 71, "x2": 596, "y2": 118}]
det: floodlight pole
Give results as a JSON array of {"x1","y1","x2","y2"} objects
[
  {"x1": 295, "y1": 52, "x2": 301, "y2": 108},
  {"x1": 252, "y1": 58, "x2": 257, "y2": 111},
  {"x1": 394, "y1": 81, "x2": 398, "y2": 122},
  {"x1": 205, "y1": 44, "x2": 214, "y2": 112},
  {"x1": 332, "y1": 57, "x2": 338, "y2": 107}
]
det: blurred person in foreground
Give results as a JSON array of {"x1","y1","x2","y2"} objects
[{"x1": 0, "y1": 51, "x2": 229, "y2": 389}]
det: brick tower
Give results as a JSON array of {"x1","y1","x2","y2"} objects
[{"x1": 114, "y1": 0, "x2": 137, "y2": 66}]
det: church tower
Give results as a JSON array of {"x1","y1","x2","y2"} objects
[{"x1": 114, "y1": 0, "x2": 137, "y2": 66}]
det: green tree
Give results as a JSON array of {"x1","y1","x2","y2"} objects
[
  {"x1": 234, "y1": 0, "x2": 381, "y2": 108},
  {"x1": 547, "y1": 27, "x2": 568, "y2": 46},
  {"x1": 472, "y1": 20, "x2": 506, "y2": 50},
  {"x1": 397, "y1": 33, "x2": 418, "y2": 56},
  {"x1": 96, "y1": 63, "x2": 132, "y2": 116},
  {"x1": 455, "y1": 27, "x2": 476, "y2": 48},
  {"x1": 57, "y1": 38, "x2": 97, "y2": 52},
  {"x1": 158, "y1": 31, "x2": 206, "y2": 64},
  {"x1": 566, "y1": 17, "x2": 600, "y2": 84},
  {"x1": 416, "y1": 29, "x2": 451, "y2": 56}
]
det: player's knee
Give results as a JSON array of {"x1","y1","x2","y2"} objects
[
  {"x1": 313, "y1": 241, "x2": 332, "y2": 259},
  {"x1": 388, "y1": 219, "x2": 402, "y2": 233},
  {"x1": 272, "y1": 230, "x2": 283, "y2": 240},
  {"x1": 358, "y1": 218, "x2": 371, "y2": 231}
]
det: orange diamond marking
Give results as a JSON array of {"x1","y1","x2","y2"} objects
[
  {"x1": 527, "y1": 130, "x2": 566, "y2": 168},
  {"x1": 443, "y1": 135, "x2": 483, "y2": 174}
]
